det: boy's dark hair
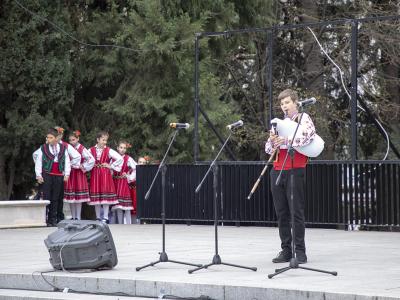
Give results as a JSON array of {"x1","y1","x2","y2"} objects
[
  {"x1": 278, "y1": 89, "x2": 299, "y2": 102},
  {"x1": 96, "y1": 131, "x2": 109, "y2": 139},
  {"x1": 47, "y1": 128, "x2": 58, "y2": 137}
]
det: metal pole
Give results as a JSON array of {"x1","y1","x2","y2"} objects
[
  {"x1": 350, "y1": 21, "x2": 358, "y2": 162},
  {"x1": 267, "y1": 29, "x2": 274, "y2": 126},
  {"x1": 194, "y1": 34, "x2": 200, "y2": 162}
]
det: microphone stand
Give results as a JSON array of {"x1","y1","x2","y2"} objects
[
  {"x1": 268, "y1": 108, "x2": 337, "y2": 279},
  {"x1": 136, "y1": 129, "x2": 201, "y2": 271},
  {"x1": 188, "y1": 130, "x2": 257, "y2": 274}
]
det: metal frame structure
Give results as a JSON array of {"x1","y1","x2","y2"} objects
[{"x1": 193, "y1": 15, "x2": 400, "y2": 162}]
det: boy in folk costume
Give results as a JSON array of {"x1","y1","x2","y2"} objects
[
  {"x1": 265, "y1": 89, "x2": 316, "y2": 264},
  {"x1": 112, "y1": 141, "x2": 137, "y2": 224},
  {"x1": 34, "y1": 128, "x2": 71, "y2": 226},
  {"x1": 64, "y1": 130, "x2": 95, "y2": 220},
  {"x1": 89, "y1": 131, "x2": 123, "y2": 223}
]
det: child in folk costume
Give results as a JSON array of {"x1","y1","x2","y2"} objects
[
  {"x1": 64, "y1": 130, "x2": 95, "y2": 220},
  {"x1": 54, "y1": 126, "x2": 81, "y2": 221},
  {"x1": 265, "y1": 89, "x2": 316, "y2": 265},
  {"x1": 112, "y1": 141, "x2": 137, "y2": 224},
  {"x1": 54, "y1": 126, "x2": 81, "y2": 167},
  {"x1": 89, "y1": 131, "x2": 123, "y2": 223},
  {"x1": 34, "y1": 128, "x2": 71, "y2": 226}
]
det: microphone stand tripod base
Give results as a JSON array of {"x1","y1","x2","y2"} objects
[
  {"x1": 268, "y1": 257, "x2": 338, "y2": 279},
  {"x1": 136, "y1": 252, "x2": 202, "y2": 271},
  {"x1": 188, "y1": 254, "x2": 257, "y2": 274}
]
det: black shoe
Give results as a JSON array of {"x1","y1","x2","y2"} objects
[
  {"x1": 46, "y1": 223, "x2": 56, "y2": 227},
  {"x1": 272, "y1": 250, "x2": 292, "y2": 263},
  {"x1": 296, "y1": 252, "x2": 307, "y2": 264}
]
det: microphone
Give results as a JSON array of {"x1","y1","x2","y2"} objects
[
  {"x1": 270, "y1": 120, "x2": 278, "y2": 135},
  {"x1": 226, "y1": 120, "x2": 244, "y2": 130},
  {"x1": 170, "y1": 123, "x2": 190, "y2": 129},
  {"x1": 298, "y1": 97, "x2": 317, "y2": 108}
]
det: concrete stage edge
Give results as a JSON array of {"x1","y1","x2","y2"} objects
[{"x1": 0, "y1": 224, "x2": 399, "y2": 300}]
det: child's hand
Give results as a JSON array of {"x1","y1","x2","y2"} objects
[
  {"x1": 269, "y1": 130, "x2": 278, "y2": 143},
  {"x1": 64, "y1": 175, "x2": 69, "y2": 182},
  {"x1": 102, "y1": 163, "x2": 111, "y2": 169},
  {"x1": 273, "y1": 136, "x2": 286, "y2": 147},
  {"x1": 37, "y1": 177, "x2": 44, "y2": 184}
]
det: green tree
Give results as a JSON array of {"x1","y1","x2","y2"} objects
[{"x1": 0, "y1": 0, "x2": 74, "y2": 199}]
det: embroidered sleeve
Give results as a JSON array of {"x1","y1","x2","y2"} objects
[
  {"x1": 127, "y1": 157, "x2": 137, "y2": 183},
  {"x1": 109, "y1": 149, "x2": 123, "y2": 172},
  {"x1": 290, "y1": 113, "x2": 316, "y2": 148},
  {"x1": 68, "y1": 144, "x2": 81, "y2": 168},
  {"x1": 33, "y1": 147, "x2": 41, "y2": 164},
  {"x1": 265, "y1": 138, "x2": 275, "y2": 155},
  {"x1": 34, "y1": 149, "x2": 43, "y2": 178},
  {"x1": 81, "y1": 148, "x2": 95, "y2": 172},
  {"x1": 64, "y1": 151, "x2": 71, "y2": 177}
]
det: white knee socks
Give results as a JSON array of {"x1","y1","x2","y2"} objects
[
  {"x1": 69, "y1": 203, "x2": 76, "y2": 219},
  {"x1": 125, "y1": 211, "x2": 132, "y2": 224},
  {"x1": 103, "y1": 205, "x2": 110, "y2": 221},
  {"x1": 76, "y1": 203, "x2": 82, "y2": 220}
]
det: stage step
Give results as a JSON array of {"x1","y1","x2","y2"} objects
[{"x1": 0, "y1": 289, "x2": 156, "y2": 300}]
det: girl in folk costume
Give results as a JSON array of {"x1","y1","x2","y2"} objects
[
  {"x1": 64, "y1": 130, "x2": 95, "y2": 220},
  {"x1": 54, "y1": 126, "x2": 81, "y2": 221},
  {"x1": 54, "y1": 127, "x2": 81, "y2": 168},
  {"x1": 34, "y1": 128, "x2": 71, "y2": 226},
  {"x1": 89, "y1": 131, "x2": 123, "y2": 223},
  {"x1": 112, "y1": 141, "x2": 137, "y2": 224}
]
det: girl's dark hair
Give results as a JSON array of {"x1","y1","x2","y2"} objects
[{"x1": 96, "y1": 131, "x2": 109, "y2": 139}]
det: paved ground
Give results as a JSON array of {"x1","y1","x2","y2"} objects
[{"x1": 0, "y1": 224, "x2": 399, "y2": 299}]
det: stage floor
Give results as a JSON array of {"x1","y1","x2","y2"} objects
[{"x1": 0, "y1": 224, "x2": 399, "y2": 300}]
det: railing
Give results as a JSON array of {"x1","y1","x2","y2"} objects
[{"x1": 136, "y1": 161, "x2": 400, "y2": 229}]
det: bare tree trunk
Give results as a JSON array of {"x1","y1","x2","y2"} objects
[{"x1": 0, "y1": 153, "x2": 9, "y2": 200}]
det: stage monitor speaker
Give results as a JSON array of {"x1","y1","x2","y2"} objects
[{"x1": 44, "y1": 220, "x2": 118, "y2": 270}]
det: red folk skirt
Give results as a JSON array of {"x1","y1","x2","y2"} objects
[
  {"x1": 89, "y1": 166, "x2": 118, "y2": 205},
  {"x1": 112, "y1": 176, "x2": 133, "y2": 210},
  {"x1": 64, "y1": 168, "x2": 90, "y2": 203}
]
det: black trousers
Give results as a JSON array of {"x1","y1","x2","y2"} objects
[
  {"x1": 42, "y1": 173, "x2": 64, "y2": 225},
  {"x1": 270, "y1": 168, "x2": 306, "y2": 254}
]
